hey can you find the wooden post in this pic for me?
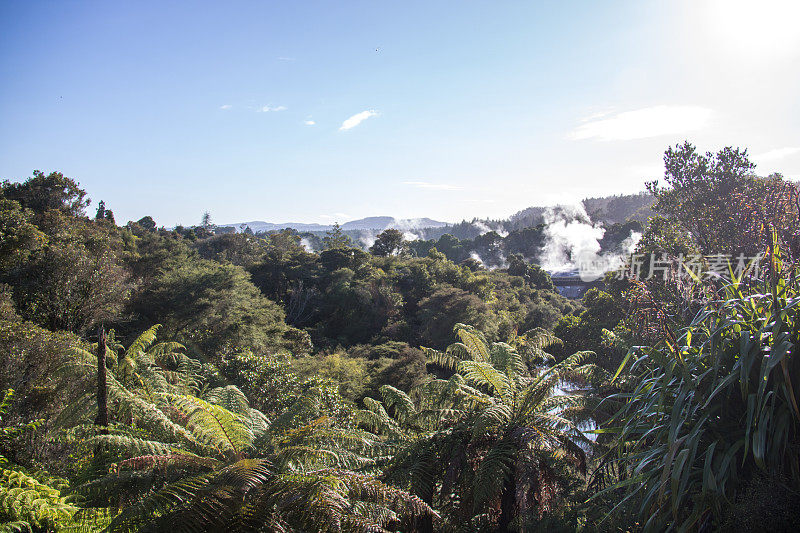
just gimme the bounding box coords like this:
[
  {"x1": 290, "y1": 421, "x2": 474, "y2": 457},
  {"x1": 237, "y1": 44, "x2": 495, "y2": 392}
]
[{"x1": 95, "y1": 325, "x2": 108, "y2": 433}]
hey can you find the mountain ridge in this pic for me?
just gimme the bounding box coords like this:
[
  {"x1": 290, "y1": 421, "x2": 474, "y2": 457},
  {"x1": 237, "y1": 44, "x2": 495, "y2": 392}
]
[
  {"x1": 220, "y1": 216, "x2": 449, "y2": 233},
  {"x1": 219, "y1": 192, "x2": 655, "y2": 234}
]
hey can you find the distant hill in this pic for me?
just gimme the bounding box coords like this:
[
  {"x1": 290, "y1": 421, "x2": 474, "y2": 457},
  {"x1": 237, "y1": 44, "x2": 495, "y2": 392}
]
[
  {"x1": 507, "y1": 206, "x2": 549, "y2": 230},
  {"x1": 220, "y1": 216, "x2": 448, "y2": 233},
  {"x1": 343, "y1": 217, "x2": 448, "y2": 231},
  {"x1": 218, "y1": 221, "x2": 333, "y2": 233},
  {"x1": 220, "y1": 193, "x2": 654, "y2": 236},
  {"x1": 582, "y1": 192, "x2": 655, "y2": 224},
  {"x1": 508, "y1": 192, "x2": 655, "y2": 229}
]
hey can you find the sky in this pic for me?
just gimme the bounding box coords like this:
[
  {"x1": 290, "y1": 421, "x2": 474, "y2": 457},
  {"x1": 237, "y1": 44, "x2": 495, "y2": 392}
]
[{"x1": 1, "y1": 0, "x2": 799, "y2": 227}]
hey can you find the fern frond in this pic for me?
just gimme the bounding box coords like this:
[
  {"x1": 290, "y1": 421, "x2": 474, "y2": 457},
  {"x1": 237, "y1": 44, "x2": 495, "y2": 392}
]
[
  {"x1": 458, "y1": 360, "x2": 510, "y2": 399},
  {"x1": 0, "y1": 467, "x2": 79, "y2": 532},
  {"x1": 454, "y1": 324, "x2": 490, "y2": 362},
  {"x1": 519, "y1": 327, "x2": 563, "y2": 351},
  {"x1": 104, "y1": 473, "x2": 214, "y2": 532},
  {"x1": 148, "y1": 341, "x2": 187, "y2": 358},
  {"x1": 379, "y1": 385, "x2": 417, "y2": 423},
  {"x1": 117, "y1": 453, "x2": 219, "y2": 473},
  {"x1": 472, "y1": 441, "x2": 514, "y2": 510},
  {"x1": 88, "y1": 434, "x2": 178, "y2": 458},
  {"x1": 204, "y1": 385, "x2": 251, "y2": 416},
  {"x1": 489, "y1": 342, "x2": 525, "y2": 379},
  {"x1": 472, "y1": 403, "x2": 512, "y2": 439},
  {"x1": 355, "y1": 400, "x2": 405, "y2": 439},
  {"x1": 126, "y1": 324, "x2": 161, "y2": 358},
  {"x1": 423, "y1": 347, "x2": 461, "y2": 370},
  {"x1": 164, "y1": 394, "x2": 254, "y2": 460}
]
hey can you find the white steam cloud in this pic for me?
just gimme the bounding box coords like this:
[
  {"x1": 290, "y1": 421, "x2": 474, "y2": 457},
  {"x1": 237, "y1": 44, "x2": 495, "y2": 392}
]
[
  {"x1": 540, "y1": 205, "x2": 605, "y2": 273},
  {"x1": 360, "y1": 230, "x2": 378, "y2": 249},
  {"x1": 300, "y1": 238, "x2": 314, "y2": 252},
  {"x1": 539, "y1": 205, "x2": 643, "y2": 281},
  {"x1": 470, "y1": 252, "x2": 485, "y2": 267},
  {"x1": 473, "y1": 220, "x2": 509, "y2": 238},
  {"x1": 622, "y1": 231, "x2": 642, "y2": 255},
  {"x1": 474, "y1": 221, "x2": 491, "y2": 236},
  {"x1": 470, "y1": 251, "x2": 508, "y2": 271}
]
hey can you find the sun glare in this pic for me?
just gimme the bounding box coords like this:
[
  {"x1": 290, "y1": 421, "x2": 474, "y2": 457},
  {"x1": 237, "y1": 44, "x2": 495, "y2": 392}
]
[{"x1": 705, "y1": 0, "x2": 800, "y2": 60}]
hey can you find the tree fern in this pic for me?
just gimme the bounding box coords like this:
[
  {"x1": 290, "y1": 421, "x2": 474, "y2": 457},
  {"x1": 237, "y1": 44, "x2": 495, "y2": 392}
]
[
  {"x1": 384, "y1": 323, "x2": 597, "y2": 530},
  {"x1": 0, "y1": 464, "x2": 79, "y2": 531},
  {"x1": 0, "y1": 390, "x2": 98, "y2": 532}
]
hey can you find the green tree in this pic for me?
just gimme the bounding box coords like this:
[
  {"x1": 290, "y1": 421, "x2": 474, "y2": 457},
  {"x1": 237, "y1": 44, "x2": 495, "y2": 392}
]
[
  {"x1": 433, "y1": 234, "x2": 466, "y2": 262},
  {"x1": 316, "y1": 268, "x2": 401, "y2": 345},
  {"x1": 553, "y1": 288, "x2": 625, "y2": 370},
  {"x1": 322, "y1": 222, "x2": 352, "y2": 250},
  {"x1": 201, "y1": 211, "x2": 213, "y2": 230},
  {"x1": 647, "y1": 142, "x2": 758, "y2": 255},
  {"x1": 1, "y1": 170, "x2": 90, "y2": 218},
  {"x1": 95, "y1": 200, "x2": 115, "y2": 224},
  {"x1": 135, "y1": 215, "x2": 157, "y2": 231},
  {"x1": 101, "y1": 388, "x2": 433, "y2": 532},
  {"x1": 507, "y1": 253, "x2": 555, "y2": 291},
  {"x1": 1, "y1": 173, "x2": 131, "y2": 334},
  {"x1": 127, "y1": 259, "x2": 308, "y2": 357},
  {"x1": 414, "y1": 286, "x2": 494, "y2": 348},
  {"x1": 0, "y1": 199, "x2": 46, "y2": 271},
  {"x1": 370, "y1": 229, "x2": 407, "y2": 256},
  {"x1": 195, "y1": 232, "x2": 266, "y2": 268},
  {"x1": 59, "y1": 340, "x2": 435, "y2": 532},
  {"x1": 2, "y1": 212, "x2": 131, "y2": 334}
]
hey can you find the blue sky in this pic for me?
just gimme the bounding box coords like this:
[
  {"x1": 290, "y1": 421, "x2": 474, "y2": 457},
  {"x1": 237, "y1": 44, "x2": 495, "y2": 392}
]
[{"x1": 1, "y1": 1, "x2": 798, "y2": 226}]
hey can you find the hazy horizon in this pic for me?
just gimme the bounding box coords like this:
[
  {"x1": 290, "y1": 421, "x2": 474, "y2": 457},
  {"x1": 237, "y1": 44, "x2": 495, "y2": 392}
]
[{"x1": 2, "y1": 0, "x2": 798, "y2": 227}]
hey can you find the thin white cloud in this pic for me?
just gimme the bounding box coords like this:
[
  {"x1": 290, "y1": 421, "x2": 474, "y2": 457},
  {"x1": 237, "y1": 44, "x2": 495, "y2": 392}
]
[
  {"x1": 580, "y1": 109, "x2": 613, "y2": 122},
  {"x1": 277, "y1": 56, "x2": 296, "y2": 61},
  {"x1": 219, "y1": 104, "x2": 232, "y2": 110},
  {"x1": 754, "y1": 147, "x2": 800, "y2": 162},
  {"x1": 402, "y1": 180, "x2": 462, "y2": 191},
  {"x1": 627, "y1": 164, "x2": 663, "y2": 179},
  {"x1": 319, "y1": 212, "x2": 352, "y2": 220},
  {"x1": 340, "y1": 110, "x2": 378, "y2": 130},
  {"x1": 259, "y1": 105, "x2": 287, "y2": 112},
  {"x1": 569, "y1": 105, "x2": 712, "y2": 141},
  {"x1": 304, "y1": 120, "x2": 316, "y2": 126}
]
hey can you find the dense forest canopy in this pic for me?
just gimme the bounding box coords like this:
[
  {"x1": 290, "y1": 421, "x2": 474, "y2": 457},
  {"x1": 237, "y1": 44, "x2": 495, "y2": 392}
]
[{"x1": 1, "y1": 142, "x2": 800, "y2": 531}]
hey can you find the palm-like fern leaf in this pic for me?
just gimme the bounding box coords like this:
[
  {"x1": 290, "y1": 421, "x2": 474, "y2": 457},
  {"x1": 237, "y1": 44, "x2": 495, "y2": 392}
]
[
  {"x1": 164, "y1": 394, "x2": 254, "y2": 460},
  {"x1": 458, "y1": 360, "x2": 511, "y2": 399},
  {"x1": 454, "y1": 323, "x2": 490, "y2": 362},
  {"x1": 126, "y1": 324, "x2": 161, "y2": 357},
  {"x1": 0, "y1": 467, "x2": 79, "y2": 532},
  {"x1": 379, "y1": 385, "x2": 417, "y2": 424}
]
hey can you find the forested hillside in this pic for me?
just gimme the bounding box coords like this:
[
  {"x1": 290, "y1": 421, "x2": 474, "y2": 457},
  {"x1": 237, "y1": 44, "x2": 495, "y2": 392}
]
[{"x1": 1, "y1": 142, "x2": 800, "y2": 531}]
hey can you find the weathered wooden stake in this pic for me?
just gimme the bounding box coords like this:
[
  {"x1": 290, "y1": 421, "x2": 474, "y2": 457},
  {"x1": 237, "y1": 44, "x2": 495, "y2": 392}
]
[{"x1": 95, "y1": 325, "x2": 108, "y2": 433}]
